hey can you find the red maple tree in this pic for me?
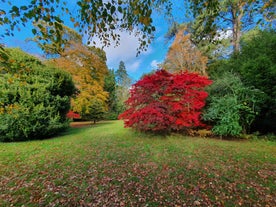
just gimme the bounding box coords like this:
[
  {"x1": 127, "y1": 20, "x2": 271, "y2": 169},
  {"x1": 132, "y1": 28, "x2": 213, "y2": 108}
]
[{"x1": 119, "y1": 69, "x2": 212, "y2": 133}]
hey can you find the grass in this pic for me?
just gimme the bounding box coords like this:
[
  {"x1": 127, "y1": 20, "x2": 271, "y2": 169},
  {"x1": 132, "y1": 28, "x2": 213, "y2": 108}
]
[{"x1": 0, "y1": 120, "x2": 275, "y2": 206}]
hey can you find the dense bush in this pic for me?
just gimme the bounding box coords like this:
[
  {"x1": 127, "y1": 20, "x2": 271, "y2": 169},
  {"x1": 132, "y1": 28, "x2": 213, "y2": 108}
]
[
  {"x1": 203, "y1": 71, "x2": 264, "y2": 136},
  {"x1": 204, "y1": 30, "x2": 276, "y2": 136},
  {"x1": 119, "y1": 69, "x2": 212, "y2": 134},
  {"x1": 0, "y1": 48, "x2": 75, "y2": 142}
]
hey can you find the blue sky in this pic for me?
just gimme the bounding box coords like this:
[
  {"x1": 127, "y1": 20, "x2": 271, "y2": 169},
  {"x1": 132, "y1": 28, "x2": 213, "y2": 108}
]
[{"x1": 1, "y1": 0, "x2": 186, "y2": 81}]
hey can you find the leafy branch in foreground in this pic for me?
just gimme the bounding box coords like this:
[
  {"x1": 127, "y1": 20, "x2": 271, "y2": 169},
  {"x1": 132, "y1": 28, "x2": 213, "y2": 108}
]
[{"x1": 0, "y1": 0, "x2": 172, "y2": 55}]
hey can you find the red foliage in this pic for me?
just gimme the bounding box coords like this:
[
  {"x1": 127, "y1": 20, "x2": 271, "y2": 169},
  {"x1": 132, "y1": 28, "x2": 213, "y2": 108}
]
[
  {"x1": 119, "y1": 69, "x2": 212, "y2": 133},
  {"x1": 66, "y1": 110, "x2": 81, "y2": 119}
]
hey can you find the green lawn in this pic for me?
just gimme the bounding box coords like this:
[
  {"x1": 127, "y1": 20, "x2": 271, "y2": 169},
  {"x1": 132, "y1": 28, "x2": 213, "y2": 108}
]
[{"x1": 0, "y1": 121, "x2": 275, "y2": 206}]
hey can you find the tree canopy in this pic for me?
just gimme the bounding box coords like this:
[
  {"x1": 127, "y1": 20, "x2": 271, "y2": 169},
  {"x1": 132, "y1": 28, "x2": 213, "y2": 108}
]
[
  {"x1": 1, "y1": 0, "x2": 274, "y2": 55},
  {"x1": 50, "y1": 42, "x2": 109, "y2": 121},
  {"x1": 163, "y1": 27, "x2": 208, "y2": 76},
  {"x1": 188, "y1": 0, "x2": 275, "y2": 53},
  {"x1": 0, "y1": 0, "x2": 172, "y2": 54},
  {"x1": 119, "y1": 69, "x2": 212, "y2": 134}
]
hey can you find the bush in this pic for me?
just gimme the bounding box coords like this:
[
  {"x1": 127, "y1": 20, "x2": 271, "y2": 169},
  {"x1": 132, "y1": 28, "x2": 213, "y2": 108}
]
[
  {"x1": 203, "y1": 71, "x2": 264, "y2": 136},
  {"x1": 0, "y1": 48, "x2": 75, "y2": 142},
  {"x1": 119, "y1": 69, "x2": 212, "y2": 134}
]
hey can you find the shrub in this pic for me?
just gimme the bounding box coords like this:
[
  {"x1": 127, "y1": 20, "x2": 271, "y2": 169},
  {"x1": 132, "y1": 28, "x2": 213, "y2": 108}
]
[
  {"x1": 0, "y1": 49, "x2": 75, "y2": 142},
  {"x1": 203, "y1": 71, "x2": 264, "y2": 136},
  {"x1": 119, "y1": 69, "x2": 212, "y2": 134}
]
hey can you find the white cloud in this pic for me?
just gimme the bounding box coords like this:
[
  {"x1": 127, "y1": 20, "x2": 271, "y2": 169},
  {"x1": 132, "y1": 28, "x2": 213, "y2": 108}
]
[
  {"x1": 127, "y1": 60, "x2": 141, "y2": 72},
  {"x1": 93, "y1": 30, "x2": 153, "y2": 72},
  {"x1": 150, "y1": 59, "x2": 161, "y2": 69},
  {"x1": 215, "y1": 29, "x2": 232, "y2": 40}
]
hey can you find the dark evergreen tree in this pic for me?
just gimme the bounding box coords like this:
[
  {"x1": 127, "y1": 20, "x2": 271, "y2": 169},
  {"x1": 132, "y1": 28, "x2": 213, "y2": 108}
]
[
  {"x1": 115, "y1": 61, "x2": 130, "y2": 86},
  {"x1": 115, "y1": 61, "x2": 132, "y2": 113},
  {"x1": 232, "y1": 30, "x2": 276, "y2": 133},
  {"x1": 104, "y1": 69, "x2": 119, "y2": 119}
]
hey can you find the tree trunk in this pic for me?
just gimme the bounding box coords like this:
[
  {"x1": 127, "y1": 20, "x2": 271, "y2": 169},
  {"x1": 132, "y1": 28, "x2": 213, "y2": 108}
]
[{"x1": 231, "y1": 2, "x2": 244, "y2": 54}]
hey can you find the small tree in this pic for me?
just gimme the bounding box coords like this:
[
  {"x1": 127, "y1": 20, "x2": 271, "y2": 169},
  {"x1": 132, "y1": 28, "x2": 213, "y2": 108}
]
[
  {"x1": 119, "y1": 69, "x2": 212, "y2": 134},
  {"x1": 86, "y1": 98, "x2": 106, "y2": 124}
]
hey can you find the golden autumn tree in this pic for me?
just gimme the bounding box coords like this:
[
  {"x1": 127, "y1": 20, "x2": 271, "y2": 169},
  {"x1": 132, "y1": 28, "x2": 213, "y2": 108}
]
[
  {"x1": 50, "y1": 43, "x2": 109, "y2": 121},
  {"x1": 163, "y1": 28, "x2": 208, "y2": 76},
  {"x1": 42, "y1": 26, "x2": 108, "y2": 121}
]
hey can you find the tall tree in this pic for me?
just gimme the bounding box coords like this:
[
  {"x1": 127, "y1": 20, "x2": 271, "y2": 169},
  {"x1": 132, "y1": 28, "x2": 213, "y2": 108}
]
[
  {"x1": 104, "y1": 69, "x2": 119, "y2": 119},
  {"x1": 163, "y1": 27, "x2": 208, "y2": 76},
  {"x1": 231, "y1": 29, "x2": 276, "y2": 133},
  {"x1": 115, "y1": 61, "x2": 130, "y2": 86},
  {"x1": 49, "y1": 41, "x2": 109, "y2": 120},
  {"x1": 165, "y1": 22, "x2": 232, "y2": 61},
  {"x1": 115, "y1": 61, "x2": 132, "y2": 113},
  {"x1": 31, "y1": 25, "x2": 109, "y2": 121},
  {"x1": 188, "y1": 0, "x2": 275, "y2": 53}
]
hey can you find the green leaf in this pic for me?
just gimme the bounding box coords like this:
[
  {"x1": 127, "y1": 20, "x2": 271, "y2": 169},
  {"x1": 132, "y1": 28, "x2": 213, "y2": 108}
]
[
  {"x1": 32, "y1": 29, "x2": 37, "y2": 35},
  {"x1": 20, "y1": 6, "x2": 28, "y2": 10},
  {"x1": 111, "y1": 6, "x2": 116, "y2": 14},
  {"x1": 118, "y1": 6, "x2": 122, "y2": 13}
]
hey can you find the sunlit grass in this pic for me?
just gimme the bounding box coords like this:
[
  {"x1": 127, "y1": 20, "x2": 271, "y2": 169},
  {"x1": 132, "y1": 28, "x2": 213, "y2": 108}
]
[{"x1": 0, "y1": 121, "x2": 275, "y2": 206}]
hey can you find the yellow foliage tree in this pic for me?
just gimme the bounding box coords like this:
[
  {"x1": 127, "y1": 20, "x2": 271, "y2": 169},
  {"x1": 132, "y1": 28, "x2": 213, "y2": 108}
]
[{"x1": 49, "y1": 42, "x2": 108, "y2": 119}]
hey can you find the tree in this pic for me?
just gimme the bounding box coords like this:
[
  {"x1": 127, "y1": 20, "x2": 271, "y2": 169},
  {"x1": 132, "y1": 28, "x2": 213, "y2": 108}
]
[
  {"x1": 231, "y1": 29, "x2": 276, "y2": 133},
  {"x1": 0, "y1": 47, "x2": 43, "y2": 74},
  {"x1": 163, "y1": 27, "x2": 208, "y2": 76},
  {"x1": 30, "y1": 22, "x2": 83, "y2": 57},
  {"x1": 50, "y1": 42, "x2": 109, "y2": 120},
  {"x1": 115, "y1": 61, "x2": 131, "y2": 86},
  {"x1": 0, "y1": 0, "x2": 172, "y2": 54},
  {"x1": 37, "y1": 25, "x2": 109, "y2": 122},
  {"x1": 188, "y1": 0, "x2": 275, "y2": 53},
  {"x1": 119, "y1": 69, "x2": 212, "y2": 134},
  {"x1": 0, "y1": 48, "x2": 75, "y2": 142},
  {"x1": 104, "y1": 69, "x2": 119, "y2": 119},
  {"x1": 115, "y1": 61, "x2": 132, "y2": 113},
  {"x1": 165, "y1": 22, "x2": 232, "y2": 61},
  {"x1": 86, "y1": 98, "x2": 106, "y2": 124}
]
